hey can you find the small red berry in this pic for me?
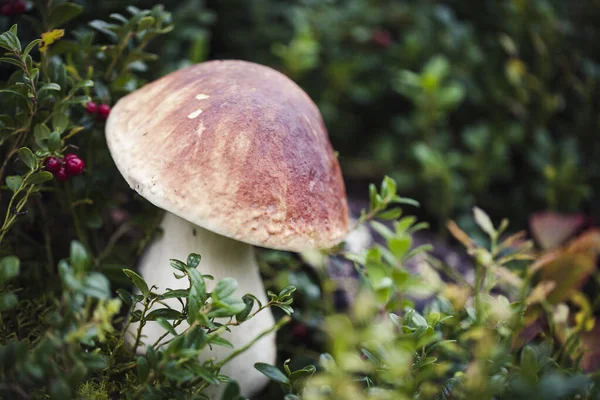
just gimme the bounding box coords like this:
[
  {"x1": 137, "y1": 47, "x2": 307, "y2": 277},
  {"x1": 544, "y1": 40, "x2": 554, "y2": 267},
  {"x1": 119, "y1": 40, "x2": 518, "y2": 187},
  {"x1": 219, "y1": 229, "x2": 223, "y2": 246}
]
[
  {"x1": 97, "y1": 104, "x2": 111, "y2": 120},
  {"x1": 0, "y1": 3, "x2": 13, "y2": 16},
  {"x1": 44, "y1": 156, "x2": 61, "y2": 173},
  {"x1": 372, "y1": 29, "x2": 393, "y2": 48},
  {"x1": 12, "y1": 1, "x2": 26, "y2": 14},
  {"x1": 55, "y1": 166, "x2": 69, "y2": 182},
  {"x1": 65, "y1": 156, "x2": 85, "y2": 176},
  {"x1": 84, "y1": 102, "x2": 98, "y2": 114},
  {"x1": 64, "y1": 153, "x2": 78, "y2": 161},
  {"x1": 292, "y1": 323, "x2": 308, "y2": 338}
]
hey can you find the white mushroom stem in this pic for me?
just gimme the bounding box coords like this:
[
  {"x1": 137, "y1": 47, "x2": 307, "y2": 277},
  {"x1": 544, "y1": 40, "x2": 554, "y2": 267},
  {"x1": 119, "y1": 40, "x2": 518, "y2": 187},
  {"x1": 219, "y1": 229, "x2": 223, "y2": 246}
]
[{"x1": 127, "y1": 212, "x2": 276, "y2": 397}]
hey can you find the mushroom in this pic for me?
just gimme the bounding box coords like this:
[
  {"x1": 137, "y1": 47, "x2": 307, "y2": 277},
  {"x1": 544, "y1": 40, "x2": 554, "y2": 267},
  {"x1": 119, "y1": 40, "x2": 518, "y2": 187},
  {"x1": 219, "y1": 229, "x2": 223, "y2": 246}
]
[{"x1": 105, "y1": 60, "x2": 349, "y2": 396}]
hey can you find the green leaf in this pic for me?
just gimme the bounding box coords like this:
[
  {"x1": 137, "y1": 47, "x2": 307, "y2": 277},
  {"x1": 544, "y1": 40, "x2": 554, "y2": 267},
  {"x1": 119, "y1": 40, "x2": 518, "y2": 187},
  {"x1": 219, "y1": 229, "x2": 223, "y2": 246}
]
[
  {"x1": 391, "y1": 196, "x2": 420, "y2": 207},
  {"x1": 88, "y1": 20, "x2": 119, "y2": 40},
  {"x1": 70, "y1": 241, "x2": 90, "y2": 274},
  {"x1": 521, "y1": 345, "x2": 538, "y2": 375},
  {"x1": 6, "y1": 175, "x2": 22, "y2": 192},
  {"x1": 52, "y1": 113, "x2": 69, "y2": 134},
  {"x1": 377, "y1": 207, "x2": 403, "y2": 220},
  {"x1": 0, "y1": 89, "x2": 30, "y2": 105},
  {"x1": 137, "y1": 16, "x2": 155, "y2": 31},
  {"x1": 137, "y1": 356, "x2": 149, "y2": 383},
  {"x1": 221, "y1": 381, "x2": 246, "y2": 400},
  {"x1": 0, "y1": 256, "x2": 20, "y2": 284},
  {"x1": 47, "y1": 131, "x2": 61, "y2": 152},
  {"x1": 209, "y1": 297, "x2": 246, "y2": 317},
  {"x1": 0, "y1": 293, "x2": 18, "y2": 311},
  {"x1": 278, "y1": 286, "x2": 297, "y2": 298},
  {"x1": 38, "y1": 83, "x2": 61, "y2": 95},
  {"x1": 18, "y1": 147, "x2": 36, "y2": 170},
  {"x1": 0, "y1": 26, "x2": 21, "y2": 52},
  {"x1": 276, "y1": 304, "x2": 294, "y2": 315},
  {"x1": 25, "y1": 171, "x2": 53, "y2": 185},
  {"x1": 22, "y1": 39, "x2": 41, "y2": 59},
  {"x1": 209, "y1": 336, "x2": 234, "y2": 348},
  {"x1": 213, "y1": 278, "x2": 238, "y2": 299},
  {"x1": 370, "y1": 221, "x2": 394, "y2": 240},
  {"x1": 0, "y1": 57, "x2": 22, "y2": 69},
  {"x1": 161, "y1": 289, "x2": 189, "y2": 299},
  {"x1": 388, "y1": 236, "x2": 412, "y2": 259},
  {"x1": 473, "y1": 206, "x2": 496, "y2": 238},
  {"x1": 193, "y1": 367, "x2": 220, "y2": 385},
  {"x1": 369, "y1": 183, "x2": 378, "y2": 211},
  {"x1": 145, "y1": 308, "x2": 183, "y2": 321},
  {"x1": 117, "y1": 289, "x2": 133, "y2": 306},
  {"x1": 411, "y1": 310, "x2": 429, "y2": 328},
  {"x1": 50, "y1": 3, "x2": 84, "y2": 28},
  {"x1": 123, "y1": 269, "x2": 150, "y2": 297},
  {"x1": 169, "y1": 259, "x2": 186, "y2": 272},
  {"x1": 235, "y1": 295, "x2": 254, "y2": 322},
  {"x1": 157, "y1": 318, "x2": 178, "y2": 336},
  {"x1": 289, "y1": 365, "x2": 316, "y2": 382},
  {"x1": 254, "y1": 363, "x2": 290, "y2": 384},
  {"x1": 187, "y1": 267, "x2": 206, "y2": 322},
  {"x1": 187, "y1": 253, "x2": 201, "y2": 268},
  {"x1": 81, "y1": 273, "x2": 111, "y2": 298},
  {"x1": 34, "y1": 123, "x2": 51, "y2": 140},
  {"x1": 381, "y1": 176, "x2": 397, "y2": 199}
]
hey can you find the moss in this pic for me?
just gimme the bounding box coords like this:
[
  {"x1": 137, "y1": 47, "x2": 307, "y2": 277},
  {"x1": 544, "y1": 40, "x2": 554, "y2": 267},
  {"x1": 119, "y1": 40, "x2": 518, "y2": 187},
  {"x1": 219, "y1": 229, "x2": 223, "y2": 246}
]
[{"x1": 76, "y1": 380, "x2": 110, "y2": 400}]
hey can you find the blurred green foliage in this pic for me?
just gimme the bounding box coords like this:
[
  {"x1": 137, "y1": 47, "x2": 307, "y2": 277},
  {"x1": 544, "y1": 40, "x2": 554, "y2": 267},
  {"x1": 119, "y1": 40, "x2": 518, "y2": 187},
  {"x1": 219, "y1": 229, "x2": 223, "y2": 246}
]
[
  {"x1": 206, "y1": 0, "x2": 600, "y2": 229},
  {"x1": 4, "y1": 0, "x2": 598, "y2": 228}
]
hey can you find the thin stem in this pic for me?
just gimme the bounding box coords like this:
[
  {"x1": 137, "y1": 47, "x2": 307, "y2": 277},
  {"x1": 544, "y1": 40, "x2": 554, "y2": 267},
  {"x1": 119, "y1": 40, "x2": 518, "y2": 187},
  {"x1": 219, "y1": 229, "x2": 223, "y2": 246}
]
[
  {"x1": 215, "y1": 315, "x2": 291, "y2": 368},
  {"x1": 65, "y1": 182, "x2": 89, "y2": 250},
  {"x1": 105, "y1": 32, "x2": 133, "y2": 80},
  {"x1": 0, "y1": 170, "x2": 36, "y2": 245},
  {"x1": 132, "y1": 297, "x2": 153, "y2": 351},
  {"x1": 96, "y1": 223, "x2": 132, "y2": 264}
]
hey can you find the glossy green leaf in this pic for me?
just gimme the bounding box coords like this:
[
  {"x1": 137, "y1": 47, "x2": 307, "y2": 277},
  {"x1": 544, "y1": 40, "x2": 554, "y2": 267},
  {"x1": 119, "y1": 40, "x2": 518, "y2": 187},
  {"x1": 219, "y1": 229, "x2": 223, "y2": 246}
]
[
  {"x1": 213, "y1": 278, "x2": 238, "y2": 299},
  {"x1": 145, "y1": 308, "x2": 183, "y2": 321},
  {"x1": 255, "y1": 363, "x2": 290, "y2": 384},
  {"x1": 123, "y1": 269, "x2": 150, "y2": 297},
  {"x1": 18, "y1": 147, "x2": 36, "y2": 170},
  {"x1": 6, "y1": 175, "x2": 22, "y2": 192},
  {"x1": 50, "y1": 3, "x2": 84, "y2": 28},
  {"x1": 25, "y1": 171, "x2": 53, "y2": 185}
]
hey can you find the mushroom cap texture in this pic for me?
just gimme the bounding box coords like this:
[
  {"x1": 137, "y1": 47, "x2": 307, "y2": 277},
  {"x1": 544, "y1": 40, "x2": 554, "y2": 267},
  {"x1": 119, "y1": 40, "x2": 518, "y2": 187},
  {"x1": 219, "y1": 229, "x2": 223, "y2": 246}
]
[{"x1": 105, "y1": 60, "x2": 349, "y2": 252}]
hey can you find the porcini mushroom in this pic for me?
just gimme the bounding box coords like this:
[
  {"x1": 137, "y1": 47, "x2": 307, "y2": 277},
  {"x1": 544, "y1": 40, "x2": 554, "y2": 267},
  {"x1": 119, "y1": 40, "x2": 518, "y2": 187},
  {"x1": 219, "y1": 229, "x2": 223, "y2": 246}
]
[{"x1": 105, "y1": 60, "x2": 349, "y2": 396}]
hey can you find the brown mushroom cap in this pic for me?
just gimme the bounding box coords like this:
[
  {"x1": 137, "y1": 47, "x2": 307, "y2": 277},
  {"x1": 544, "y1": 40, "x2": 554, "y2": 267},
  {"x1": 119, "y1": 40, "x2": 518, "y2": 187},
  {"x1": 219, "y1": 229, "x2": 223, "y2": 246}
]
[{"x1": 106, "y1": 60, "x2": 349, "y2": 251}]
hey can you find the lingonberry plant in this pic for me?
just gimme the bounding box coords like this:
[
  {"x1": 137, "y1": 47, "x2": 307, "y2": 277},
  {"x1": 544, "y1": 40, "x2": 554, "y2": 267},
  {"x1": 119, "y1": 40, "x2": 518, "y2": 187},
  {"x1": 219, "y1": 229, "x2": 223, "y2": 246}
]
[{"x1": 256, "y1": 180, "x2": 600, "y2": 400}]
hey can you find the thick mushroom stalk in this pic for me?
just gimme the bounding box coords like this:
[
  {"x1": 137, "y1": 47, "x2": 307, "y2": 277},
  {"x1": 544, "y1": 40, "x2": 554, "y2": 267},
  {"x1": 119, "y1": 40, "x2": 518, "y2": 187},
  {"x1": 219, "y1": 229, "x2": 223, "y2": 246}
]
[{"x1": 128, "y1": 212, "x2": 276, "y2": 397}]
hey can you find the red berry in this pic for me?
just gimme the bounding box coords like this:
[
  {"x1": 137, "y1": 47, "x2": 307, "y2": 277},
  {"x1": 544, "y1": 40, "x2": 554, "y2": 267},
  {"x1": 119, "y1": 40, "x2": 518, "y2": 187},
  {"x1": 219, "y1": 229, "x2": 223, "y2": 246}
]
[
  {"x1": 55, "y1": 166, "x2": 69, "y2": 182},
  {"x1": 64, "y1": 153, "x2": 78, "y2": 161},
  {"x1": 97, "y1": 104, "x2": 111, "y2": 120},
  {"x1": 44, "y1": 156, "x2": 61, "y2": 173},
  {"x1": 65, "y1": 156, "x2": 85, "y2": 176},
  {"x1": 12, "y1": 1, "x2": 25, "y2": 14},
  {"x1": 372, "y1": 29, "x2": 393, "y2": 48},
  {"x1": 0, "y1": 4, "x2": 13, "y2": 16},
  {"x1": 292, "y1": 323, "x2": 308, "y2": 338},
  {"x1": 84, "y1": 102, "x2": 97, "y2": 114}
]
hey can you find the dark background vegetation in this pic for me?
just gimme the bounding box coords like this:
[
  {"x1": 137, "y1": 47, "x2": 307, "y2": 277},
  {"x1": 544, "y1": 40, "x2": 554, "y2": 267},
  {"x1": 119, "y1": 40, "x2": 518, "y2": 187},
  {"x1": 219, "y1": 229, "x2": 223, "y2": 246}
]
[{"x1": 6, "y1": 0, "x2": 598, "y2": 233}]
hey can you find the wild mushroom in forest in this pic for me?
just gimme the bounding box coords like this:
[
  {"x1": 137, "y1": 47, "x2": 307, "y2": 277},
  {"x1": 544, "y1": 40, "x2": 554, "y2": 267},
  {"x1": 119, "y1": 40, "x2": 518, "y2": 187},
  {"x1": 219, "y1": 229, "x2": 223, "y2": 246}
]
[{"x1": 105, "y1": 60, "x2": 349, "y2": 396}]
